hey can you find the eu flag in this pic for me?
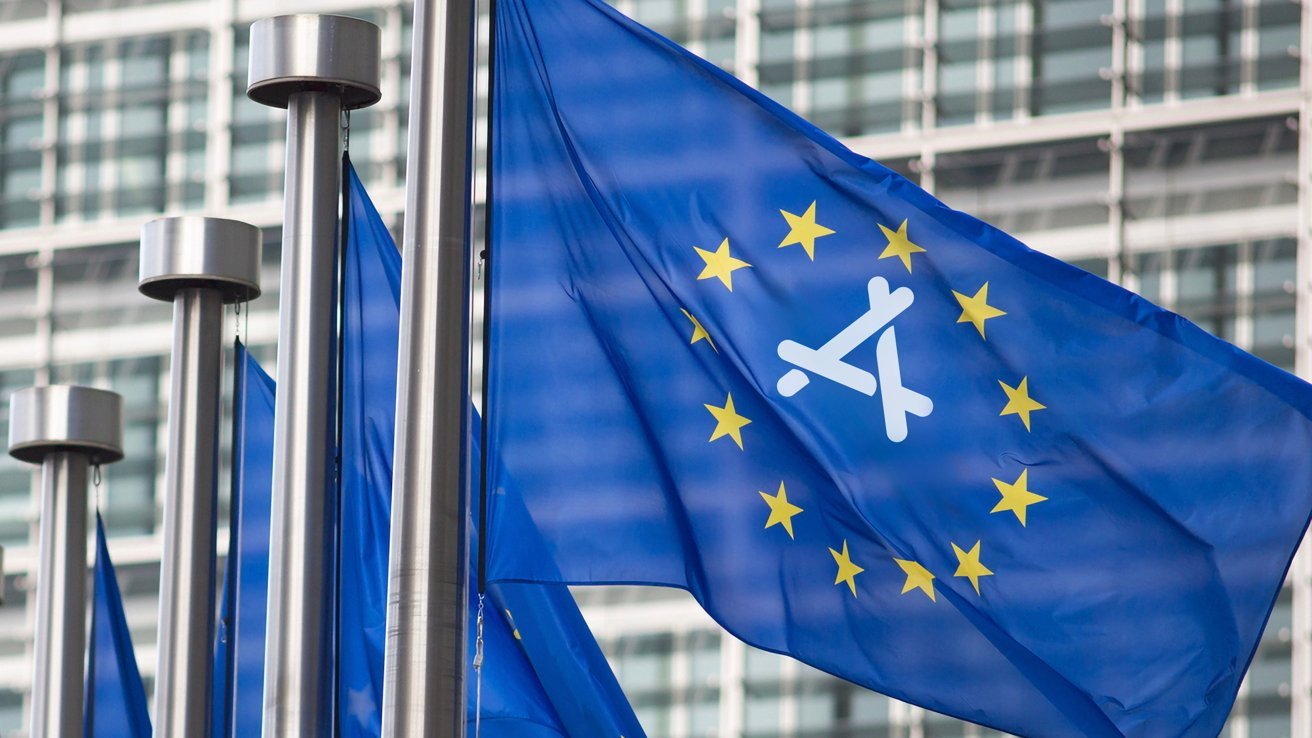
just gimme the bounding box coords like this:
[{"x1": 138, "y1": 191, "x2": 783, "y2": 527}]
[
  {"x1": 86, "y1": 513, "x2": 151, "y2": 738},
  {"x1": 484, "y1": 0, "x2": 1312, "y2": 734},
  {"x1": 337, "y1": 158, "x2": 645, "y2": 737},
  {"x1": 212, "y1": 342, "x2": 275, "y2": 738}
]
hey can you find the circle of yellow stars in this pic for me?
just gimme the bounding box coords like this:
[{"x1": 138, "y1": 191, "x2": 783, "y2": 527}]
[{"x1": 679, "y1": 202, "x2": 1052, "y2": 604}]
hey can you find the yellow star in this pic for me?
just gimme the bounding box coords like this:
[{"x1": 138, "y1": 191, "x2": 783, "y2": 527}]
[
  {"x1": 680, "y1": 308, "x2": 716, "y2": 351},
  {"x1": 704, "y1": 393, "x2": 751, "y2": 449},
  {"x1": 877, "y1": 219, "x2": 926, "y2": 273},
  {"x1": 991, "y1": 468, "x2": 1047, "y2": 526},
  {"x1": 759, "y1": 481, "x2": 803, "y2": 539},
  {"x1": 999, "y1": 376, "x2": 1045, "y2": 431},
  {"x1": 829, "y1": 540, "x2": 865, "y2": 596},
  {"x1": 778, "y1": 201, "x2": 835, "y2": 260},
  {"x1": 952, "y1": 283, "x2": 1006, "y2": 338},
  {"x1": 951, "y1": 541, "x2": 994, "y2": 595},
  {"x1": 894, "y1": 558, "x2": 936, "y2": 601},
  {"x1": 694, "y1": 238, "x2": 752, "y2": 291}
]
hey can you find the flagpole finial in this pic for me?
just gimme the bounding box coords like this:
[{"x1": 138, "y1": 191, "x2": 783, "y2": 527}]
[
  {"x1": 139, "y1": 216, "x2": 263, "y2": 304},
  {"x1": 246, "y1": 14, "x2": 382, "y2": 111},
  {"x1": 9, "y1": 385, "x2": 124, "y2": 465}
]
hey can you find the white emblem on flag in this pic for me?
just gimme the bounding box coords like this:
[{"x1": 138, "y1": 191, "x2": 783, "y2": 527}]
[{"x1": 776, "y1": 276, "x2": 933, "y2": 442}]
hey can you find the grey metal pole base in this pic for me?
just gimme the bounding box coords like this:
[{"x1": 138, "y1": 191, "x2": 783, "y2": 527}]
[
  {"x1": 247, "y1": 14, "x2": 380, "y2": 738},
  {"x1": 140, "y1": 216, "x2": 262, "y2": 738},
  {"x1": 9, "y1": 385, "x2": 123, "y2": 738}
]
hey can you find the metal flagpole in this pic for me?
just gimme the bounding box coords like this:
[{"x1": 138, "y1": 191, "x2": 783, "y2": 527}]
[
  {"x1": 7, "y1": 385, "x2": 123, "y2": 738},
  {"x1": 139, "y1": 216, "x2": 262, "y2": 738},
  {"x1": 381, "y1": 0, "x2": 478, "y2": 734},
  {"x1": 246, "y1": 15, "x2": 380, "y2": 737}
]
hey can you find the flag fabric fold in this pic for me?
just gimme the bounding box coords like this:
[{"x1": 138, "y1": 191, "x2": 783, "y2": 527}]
[
  {"x1": 484, "y1": 0, "x2": 1312, "y2": 735},
  {"x1": 336, "y1": 157, "x2": 645, "y2": 738},
  {"x1": 213, "y1": 341, "x2": 276, "y2": 738},
  {"x1": 86, "y1": 513, "x2": 151, "y2": 738}
]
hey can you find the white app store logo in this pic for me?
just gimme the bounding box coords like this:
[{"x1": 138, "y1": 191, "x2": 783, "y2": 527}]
[{"x1": 776, "y1": 277, "x2": 933, "y2": 442}]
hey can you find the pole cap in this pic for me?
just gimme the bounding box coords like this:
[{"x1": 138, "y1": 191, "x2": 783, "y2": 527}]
[
  {"x1": 8, "y1": 386, "x2": 124, "y2": 465},
  {"x1": 247, "y1": 14, "x2": 382, "y2": 110},
  {"x1": 139, "y1": 216, "x2": 263, "y2": 303}
]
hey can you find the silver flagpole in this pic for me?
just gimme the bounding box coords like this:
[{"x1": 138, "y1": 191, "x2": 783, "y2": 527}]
[
  {"x1": 246, "y1": 15, "x2": 380, "y2": 737},
  {"x1": 8, "y1": 385, "x2": 123, "y2": 738},
  {"x1": 139, "y1": 216, "x2": 262, "y2": 738},
  {"x1": 381, "y1": 0, "x2": 478, "y2": 734}
]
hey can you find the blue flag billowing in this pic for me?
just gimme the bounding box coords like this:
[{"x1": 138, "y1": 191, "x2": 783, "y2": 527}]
[
  {"x1": 213, "y1": 342, "x2": 275, "y2": 738},
  {"x1": 484, "y1": 0, "x2": 1312, "y2": 735},
  {"x1": 86, "y1": 513, "x2": 151, "y2": 738},
  {"x1": 335, "y1": 158, "x2": 645, "y2": 738}
]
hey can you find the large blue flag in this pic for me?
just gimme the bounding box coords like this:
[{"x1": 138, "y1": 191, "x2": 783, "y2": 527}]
[
  {"x1": 213, "y1": 342, "x2": 276, "y2": 738},
  {"x1": 484, "y1": 0, "x2": 1312, "y2": 735},
  {"x1": 337, "y1": 158, "x2": 645, "y2": 738},
  {"x1": 85, "y1": 513, "x2": 151, "y2": 738}
]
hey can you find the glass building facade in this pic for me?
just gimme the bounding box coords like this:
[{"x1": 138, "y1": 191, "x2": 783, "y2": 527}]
[{"x1": 0, "y1": 0, "x2": 1308, "y2": 736}]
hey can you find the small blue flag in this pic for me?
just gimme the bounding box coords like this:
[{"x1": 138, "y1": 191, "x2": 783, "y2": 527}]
[
  {"x1": 484, "y1": 0, "x2": 1312, "y2": 735},
  {"x1": 86, "y1": 513, "x2": 151, "y2": 738},
  {"x1": 212, "y1": 342, "x2": 276, "y2": 738},
  {"x1": 337, "y1": 158, "x2": 645, "y2": 737}
]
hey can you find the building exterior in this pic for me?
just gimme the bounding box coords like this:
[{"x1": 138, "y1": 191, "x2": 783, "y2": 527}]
[{"x1": 0, "y1": 0, "x2": 1306, "y2": 736}]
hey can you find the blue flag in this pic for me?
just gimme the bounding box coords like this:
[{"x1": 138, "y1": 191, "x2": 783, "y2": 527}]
[
  {"x1": 213, "y1": 342, "x2": 276, "y2": 738},
  {"x1": 337, "y1": 158, "x2": 645, "y2": 738},
  {"x1": 484, "y1": 0, "x2": 1312, "y2": 735},
  {"x1": 86, "y1": 513, "x2": 151, "y2": 738}
]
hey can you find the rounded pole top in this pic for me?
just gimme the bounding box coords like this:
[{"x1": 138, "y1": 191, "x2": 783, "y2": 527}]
[
  {"x1": 8, "y1": 385, "x2": 124, "y2": 465},
  {"x1": 247, "y1": 14, "x2": 382, "y2": 110},
  {"x1": 139, "y1": 216, "x2": 263, "y2": 303}
]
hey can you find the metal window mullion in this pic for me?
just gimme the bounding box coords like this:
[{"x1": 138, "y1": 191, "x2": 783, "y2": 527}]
[
  {"x1": 1240, "y1": 0, "x2": 1258, "y2": 95},
  {"x1": 1235, "y1": 239, "x2": 1256, "y2": 350},
  {"x1": 205, "y1": 0, "x2": 236, "y2": 211},
  {"x1": 686, "y1": 0, "x2": 708, "y2": 58},
  {"x1": 1015, "y1": 0, "x2": 1033, "y2": 120},
  {"x1": 778, "y1": 655, "x2": 799, "y2": 738},
  {"x1": 1108, "y1": 130, "x2": 1130, "y2": 286},
  {"x1": 734, "y1": 0, "x2": 761, "y2": 88},
  {"x1": 669, "y1": 628, "x2": 691, "y2": 738},
  {"x1": 978, "y1": 0, "x2": 997, "y2": 125},
  {"x1": 718, "y1": 635, "x2": 745, "y2": 738},
  {"x1": 60, "y1": 45, "x2": 90, "y2": 225},
  {"x1": 165, "y1": 31, "x2": 190, "y2": 212},
  {"x1": 1126, "y1": 0, "x2": 1146, "y2": 108},
  {"x1": 1231, "y1": 672, "x2": 1253, "y2": 738},
  {"x1": 99, "y1": 43, "x2": 122, "y2": 218},
  {"x1": 902, "y1": 2, "x2": 922, "y2": 133},
  {"x1": 1164, "y1": 0, "x2": 1182, "y2": 102},
  {"x1": 1111, "y1": 0, "x2": 1129, "y2": 112},
  {"x1": 920, "y1": 0, "x2": 940, "y2": 194},
  {"x1": 376, "y1": 5, "x2": 403, "y2": 186},
  {"x1": 792, "y1": 0, "x2": 814, "y2": 117},
  {"x1": 922, "y1": 0, "x2": 940, "y2": 132},
  {"x1": 38, "y1": 5, "x2": 63, "y2": 228},
  {"x1": 907, "y1": 703, "x2": 927, "y2": 738}
]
